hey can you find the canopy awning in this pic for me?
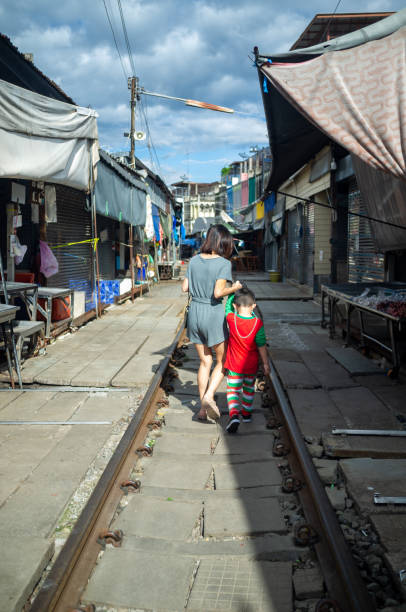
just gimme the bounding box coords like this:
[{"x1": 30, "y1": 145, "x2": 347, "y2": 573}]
[
  {"x1": 256, "y1": 9, "x2": 406, "y2": 191},
  {"x1": 0, "y1": 78, "x2": 99, "y2": 191},
  {"x1": 95, "y1": 150, "x2": 147, "y2": 226}
]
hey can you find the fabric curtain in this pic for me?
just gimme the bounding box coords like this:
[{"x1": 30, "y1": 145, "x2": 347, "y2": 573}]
[
  {"x1": 260, "y1": 27, "x2": 406, "y2": 181},
  {"x1": 0, "y1": 78, "x2": 99, "y2": 191}
]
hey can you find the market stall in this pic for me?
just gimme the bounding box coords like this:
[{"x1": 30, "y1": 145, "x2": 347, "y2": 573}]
[{"x1": 321, "y1": 283, "x2": 406, "y2": 377}]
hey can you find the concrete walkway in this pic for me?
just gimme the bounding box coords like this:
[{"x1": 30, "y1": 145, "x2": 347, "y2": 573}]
[
  {"x1": 0, "y1": 281, "x2": 185, "y2": 612},
  {"x1": 260, "y1": 284, "x2": 406, "y2": 605},
  {"x1": 82, "y1": 347, "x2": 300, "y2": 612}
]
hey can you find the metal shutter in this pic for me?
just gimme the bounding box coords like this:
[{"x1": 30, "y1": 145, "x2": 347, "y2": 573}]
[
  {"x1": 347, "y1": 179, "x2": 384, "y2": 283},
  {"x1": 46, "y1": 185, "x2": 94, "y2": 310},
  {"x1": 287, "y1": 207, "x2": 301, "y2": 282},
  {"x1": 303, "y1": 203, "x2": 315, "y2": 287}
]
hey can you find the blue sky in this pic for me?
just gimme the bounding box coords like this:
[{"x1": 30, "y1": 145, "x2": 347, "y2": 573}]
[{"x1": 1, "y1": 0, "x2": 404, "y2": 185}]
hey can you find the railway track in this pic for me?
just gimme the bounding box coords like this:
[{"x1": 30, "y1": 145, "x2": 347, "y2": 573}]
[{"x1": 28, "y1": 318, "x2": 374, "y2": 612}]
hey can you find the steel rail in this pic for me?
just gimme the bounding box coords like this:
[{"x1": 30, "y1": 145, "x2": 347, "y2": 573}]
[
  {"x1": 30, "y1": 320, "x2": 186, "y2": 612},
  {"x1": 269, "y1": 356, "x2": 373, "y2": 612}
]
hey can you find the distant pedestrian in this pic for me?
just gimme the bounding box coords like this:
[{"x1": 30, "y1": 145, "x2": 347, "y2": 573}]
[
  {"x1": 182, "y1": 224, "x2": 242, "y2": 421},
  {"x1": 224, "y1": 287, "x2": 269, "y2": 433}
]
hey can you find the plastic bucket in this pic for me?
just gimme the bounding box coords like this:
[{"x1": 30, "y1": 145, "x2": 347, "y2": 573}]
[{"x1": 269, "y1": 270, "x2": 280, "y2": 283}]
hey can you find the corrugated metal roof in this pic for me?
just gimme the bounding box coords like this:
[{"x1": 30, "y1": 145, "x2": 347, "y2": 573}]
[{"x1": 0, "y1": 33, "x2": 75, "y2": 104}]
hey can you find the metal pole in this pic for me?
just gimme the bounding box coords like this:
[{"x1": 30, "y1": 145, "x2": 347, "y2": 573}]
[
  {"x1": 91, "y1": 191, "x2": 101, "y2": 317},
  {"x1": 129, "y1": 77, "x2": 136, "y2": 168},
  {"x1": 129, "y1": 225, "x2": 135, "y2": 303}
]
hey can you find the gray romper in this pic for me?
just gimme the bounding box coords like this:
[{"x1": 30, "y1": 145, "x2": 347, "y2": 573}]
[{"x1": 186, "y1": 255, "x2": 233, "y2": 347}]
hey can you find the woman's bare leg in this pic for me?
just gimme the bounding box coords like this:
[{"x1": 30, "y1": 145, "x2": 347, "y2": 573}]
[
  {"x1": 203, "y1": 341, "x2": 226, "y2": 402},
  {"x1": 195, "y1": 344, "x2": 213, "y2": 417}
]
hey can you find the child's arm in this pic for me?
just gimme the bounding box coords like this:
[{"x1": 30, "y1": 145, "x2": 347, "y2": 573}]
[
  {"x1": 258, "y1": 345, "x2": 270, "y2": 376},
  {"x1": 255, "y1": 324, "x2": 270, "y2": 375},
  {"x1": 225, "y1": 293, "x2": 235, "y2": 315}
]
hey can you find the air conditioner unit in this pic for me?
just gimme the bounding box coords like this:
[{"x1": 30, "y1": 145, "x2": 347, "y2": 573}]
[{"x1": 135, "y1": 131, "x2": 146, "y2": 141}]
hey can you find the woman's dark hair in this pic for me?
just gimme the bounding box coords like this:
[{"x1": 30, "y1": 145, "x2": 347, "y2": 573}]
[{"x1": 201, "y1": 224, "x2": 234, "y2": 259}]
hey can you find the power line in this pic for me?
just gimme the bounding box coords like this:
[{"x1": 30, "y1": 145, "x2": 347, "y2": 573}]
[
  {"x1": 117, "y1": 0, "x2": 136, "y2": 75},
  {"x1": 321, "y1": 0, "x2": 343, "y2": 41},
  {"x1": 102, "y1": 0, "x2": 128, "y2": 83},
  {"x1": 275, "y1": 189, "x2": 406, "y2": 232}
]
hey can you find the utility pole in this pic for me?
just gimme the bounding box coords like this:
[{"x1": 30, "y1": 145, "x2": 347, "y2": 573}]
[{"x1": 128, "y1": 76, "x2": 136, "y2": 302}]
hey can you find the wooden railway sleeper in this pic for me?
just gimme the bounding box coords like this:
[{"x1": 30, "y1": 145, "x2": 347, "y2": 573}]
[
  {"x1": 97, "y1": 529, "x2": 123, "y2": 549},
  {"x1": 120, "y1": 479, "x2": 141, "y2": 495}
]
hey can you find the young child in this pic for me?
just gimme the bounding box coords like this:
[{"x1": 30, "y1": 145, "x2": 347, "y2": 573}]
[{"x1": 224, "y1": 287, "x2": 270, "y2": 433}]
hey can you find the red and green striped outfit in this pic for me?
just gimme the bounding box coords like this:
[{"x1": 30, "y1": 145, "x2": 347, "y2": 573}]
[{"x1": 224, "y1": 295, "x2": 267, "y2": 418}]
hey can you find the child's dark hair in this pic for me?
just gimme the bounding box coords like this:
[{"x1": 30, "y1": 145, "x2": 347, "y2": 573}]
[
  {"x1": 234, "y1": 285, "x2": 263, "y2": 320},
  {"x1": 234, "y1": 287, "x2": 255, "y2": 307}
]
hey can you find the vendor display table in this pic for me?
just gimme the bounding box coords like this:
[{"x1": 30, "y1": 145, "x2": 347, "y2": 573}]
[
  {"x1": 0, "y1": 281, "x2": 38, "y2": 320},
  {"x1": 0, "y1": 304, "x2": 22, "y2": 388},
  {"x1": 321, "y1": 283, "x2": 406, "y2": 377},
  {"x1": 36, "y1": 287, "x2": 74, "y2": 338}
]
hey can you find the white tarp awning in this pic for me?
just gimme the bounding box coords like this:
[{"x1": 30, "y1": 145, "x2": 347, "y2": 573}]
[{"x1": 0, "y1": 78, "x2": 99, "y2": 191}]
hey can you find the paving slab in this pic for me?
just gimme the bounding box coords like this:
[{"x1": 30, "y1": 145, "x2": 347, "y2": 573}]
[
  {"x1": 293, "y1": 566, "x2": 324, "y2": 600},
  {"x1": 0, "y1": 536, "x2": 54, "y2": 612},
  {"x1": 0, "y1": 425, "x2": 67, "y2": 504},
  {"x1": 323, "y1": 433, "x2": 406, "y2": 459},
  {"x1": 214, "y1": 460, "x2": 282, "y2": 490},
  {"x1": 370, "y1": 514, "x2": 406, "y2": 555},
  {"x1": 269, "y1": 348, "x2": 303, "y2": 362},
  {"x1": 287, "y1": 389, "x2": 346, "y2": 439},
  {"x1": 215, "y1": 433, "x2": 274, "y2": 456},
  {"x1": 0, "y1": 424, "x2": 110, "y2": 536},
  {"x1": 340, "y1": 458, "x2": 406, "y2": 513},
  {"x1": 141, "y1": 457, "x2": 212, "y2": 490},
  {"x1": 140, "y1": 485, "x2": 285, "y2": 501},
  {"x1": 112, "y1": 495, "x2": 202, "y2": 540},
  {"x1": 83, "y1": 550, "x2": 195, "y2": 610},
  {"x1": 326, "y1": 346, "x2": 383, "y2": 375},
  {"x1": 111, "y1": 353, "x2": 160, "y2": 387},
  {"x1": 204, "y1": 496, "x2": 286, "y2": 537},
  {"x1": 154, "y1": 431, "x2": 218, "y2": 455},
  {"x1": 312, "y1": 458, "x2": 338, "y2": 485},
  {"x1": 370, "y1": 385, "x2": 406, "y2": 417},
  {"x1": 186, "y1": 559, "x2": 292, "y2": 612},
  {"x1": 70, "y1": 392, "x2": 131, "y2": 422},
  {"x1": 329, "y1": 387, "x2": 401, "y2": 431},
  {"x1": 120, "y1": 532, "x2": 301, "y2": 561},
  {"x1": 273, "y1": 360, "x2": 320, "y2": 389},
  {"x1": 299, "y1": 351, "x2": 357, "y2": 389},
  {"x1": 0, "y1": 390, "x2": 56, "y2": 420}
]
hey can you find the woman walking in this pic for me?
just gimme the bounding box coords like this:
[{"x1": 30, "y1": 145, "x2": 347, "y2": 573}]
[{"x1": 182, "y1": 224, "x2": 242, "y2": 421}]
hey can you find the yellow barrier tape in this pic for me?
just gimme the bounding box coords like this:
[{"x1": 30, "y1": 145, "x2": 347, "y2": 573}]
[{"x1": 50, "y1": 238, "x2": 100, "y2": 252}]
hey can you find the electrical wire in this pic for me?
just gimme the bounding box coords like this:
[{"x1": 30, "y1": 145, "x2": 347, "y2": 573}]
[
  {"x1": 115, "y1": 0, "x2": 163, "y2": 176},
  {"x1": 117, "y1": 0, "x2": 136, "y2": 75},
  {"x1": 321, "y1": 0, "x2": 343, "y2": 42},
  {"x1": 102, "y1": 0, "x2": 128, "y2": 83},
  {"x1": 275, "y1": 189, "x2": 406, "y2": 232}
]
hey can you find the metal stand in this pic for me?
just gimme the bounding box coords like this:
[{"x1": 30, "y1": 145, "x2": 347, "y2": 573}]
[{"x1": 0, "y1": 256, "x2": 23, "y2": 389}]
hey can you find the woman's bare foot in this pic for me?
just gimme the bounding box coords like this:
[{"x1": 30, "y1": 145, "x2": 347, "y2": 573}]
[
  {"x1": 197, "y1": 409, "x2": 207, "y2": 421},
  {"x1": 202, "y1": 396, "x2": 220, "y2": 421}
]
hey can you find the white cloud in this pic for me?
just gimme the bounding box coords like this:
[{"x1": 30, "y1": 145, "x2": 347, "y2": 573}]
[{"x1": 3, "y1": 0, "x2": 405, "y2": 182}]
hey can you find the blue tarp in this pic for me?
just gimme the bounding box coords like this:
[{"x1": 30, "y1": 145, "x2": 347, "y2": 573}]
[
  {"x1": 265, "y1": 193, "x2": 275, "y2": 212},
  {"x1": 152, "y1": 203, "x2": 160, "y2": 242}
]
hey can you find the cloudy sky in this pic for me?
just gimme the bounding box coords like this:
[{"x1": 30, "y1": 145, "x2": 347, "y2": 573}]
[{"x1": 1, "y1": 0, "x2": 404, "y2": 185}]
